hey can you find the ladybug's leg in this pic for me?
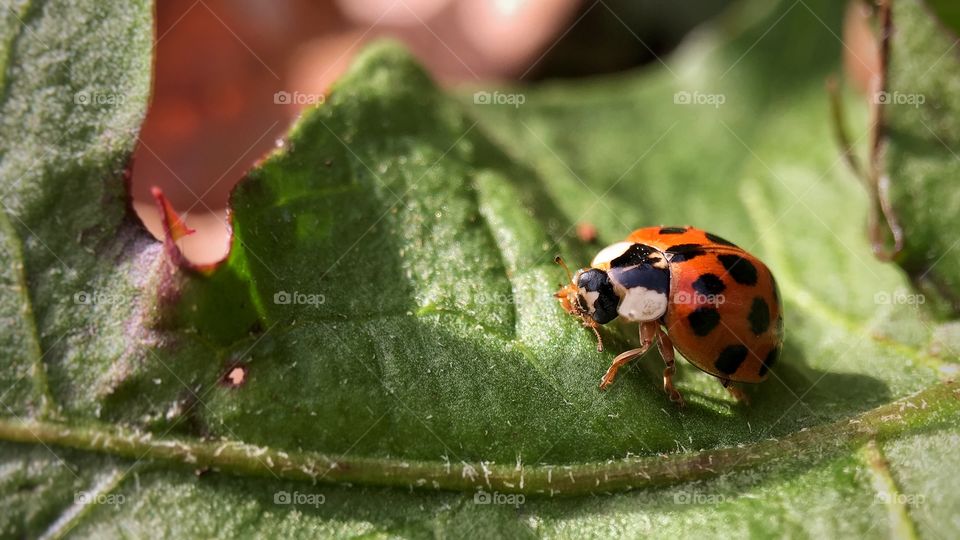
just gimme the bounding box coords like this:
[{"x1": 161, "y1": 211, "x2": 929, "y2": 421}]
[
  {"x1": 599, "y1": 321, "x2": 657, "y2": 390},
  {"x1": 583, "y1": 320, "x2": 604, "y2": 352},
  {"x1": 719, "y1": 378, "x2": 750, "y2": 405},
  {"x1": 655, "y1": 328, "x2": 685, "y2": 407}
]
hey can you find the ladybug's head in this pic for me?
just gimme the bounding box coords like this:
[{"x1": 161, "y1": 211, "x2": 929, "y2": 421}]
[
  {"x1": 554, "y1": 258, "x2": 620, "y2": 327},
  {"x1": 571, "y1": 268, "x2": 620, "y2": 324}
]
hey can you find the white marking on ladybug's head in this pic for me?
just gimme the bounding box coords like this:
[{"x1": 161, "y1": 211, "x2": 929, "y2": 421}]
[
  {"x1": 590, "y1": 241, "x2": 633, "y2": 269},
  {"x1": 617, "y1": 286, "x2": 668, "y2": 322},
  {"x1": 578, "y1": 289, "x2": 601, "y2": 315}
]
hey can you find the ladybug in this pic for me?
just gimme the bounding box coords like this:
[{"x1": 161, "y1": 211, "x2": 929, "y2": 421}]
[{"x1": 555, "y1": 226, "x2": 783, "y2": 405}]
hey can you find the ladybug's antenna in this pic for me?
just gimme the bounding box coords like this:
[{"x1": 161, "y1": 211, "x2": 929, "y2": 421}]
[{"x1": 554, "y1": 256, "x2": 573, "y2": 282}]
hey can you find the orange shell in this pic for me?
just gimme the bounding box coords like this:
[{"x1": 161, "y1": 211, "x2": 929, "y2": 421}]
[{"x1": 625, "y1": 226, "x2": 783, "y2": 383}]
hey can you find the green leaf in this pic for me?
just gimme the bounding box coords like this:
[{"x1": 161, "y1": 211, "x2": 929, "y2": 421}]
[
  {"x1": 0, "y1": 0, "x2": 154, "y2": 419},
  {"x1": 924, "y1": 0, "x2": 960, "y2": 36},
  {"x1": 1, "y1": 0, "x2": 958, "y2": 537},
  {"x1": 881, "y1": 0, "x2": 960, "y2": 314}
]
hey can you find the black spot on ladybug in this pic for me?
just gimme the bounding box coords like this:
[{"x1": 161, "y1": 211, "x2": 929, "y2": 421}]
[
  {"x1": 658, "y1": 226, "x2": 687, "y2": 234},
  {"x1": 715, "y1": 345, "x2": 748, "y2": 375},
  {"x1": 692, "y1": 273, "x2": 726, "y2": 296},
  {"x1": 705, "y1": 232, "x2": 738, "y2": 247},
  {"x1": 748, "y1": 297, "x2": 770, "y2": 335},
  {"x1": 687, "y1": 307, "x2": 721, "y2": 336},
  {"x1": 759, "y1": 346, "x2": 780, "y2": 377},
  {"x1": 717, "y1": 254, "x2": 758, "y2": 285},
  {"x1": 665, "y1": 244, "x2": 706, "y2": 262},
  {"x1": 610, "y1": 243, "x2": 659, "y2": 268}
]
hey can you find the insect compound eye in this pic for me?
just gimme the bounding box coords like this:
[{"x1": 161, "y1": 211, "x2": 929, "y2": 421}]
[
  {"x1": 576, "y1": 269, "x2": 619, "y2": 324},
  {"x1": 577, "y1": 268, "x2": 601, "y2": 289}
]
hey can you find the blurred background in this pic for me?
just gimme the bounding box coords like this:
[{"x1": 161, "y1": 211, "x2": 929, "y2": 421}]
[{"x1": 132, "y1": 0, "x2": 875, "y2": 264}]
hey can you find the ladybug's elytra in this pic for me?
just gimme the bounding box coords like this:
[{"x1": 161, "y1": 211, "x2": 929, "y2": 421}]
[{"x1": 555, "y1": 226, "x2": 783, "y2": 406}]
